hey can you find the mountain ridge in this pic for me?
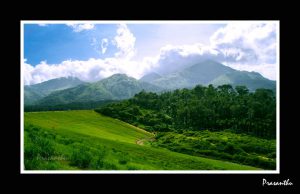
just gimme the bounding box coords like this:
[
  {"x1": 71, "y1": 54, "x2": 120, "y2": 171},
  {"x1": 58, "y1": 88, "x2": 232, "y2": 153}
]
[
  {"x1": 25, "y1": 60, "x2": 276, "y2": 107},
  {"x1": 35, "y1": 74, "x2": 163, "y2": 106},
  {"x1": 141, "y1": 60, "x2": 275, "y2": 91},
  {"x1": 25, "y1": 76, "x2": 85, "y2": 105}
]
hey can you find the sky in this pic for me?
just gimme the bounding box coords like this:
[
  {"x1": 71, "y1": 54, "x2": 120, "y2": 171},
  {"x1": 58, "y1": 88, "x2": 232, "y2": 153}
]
[{"x1": 23, "y1": 21, "x2": 278, "y2": 85}]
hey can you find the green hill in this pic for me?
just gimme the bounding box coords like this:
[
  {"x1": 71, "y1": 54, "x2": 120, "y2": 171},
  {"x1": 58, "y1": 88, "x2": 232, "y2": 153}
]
[
  {"x1": 139, "y1": 72, "x2": 162, "y2": 82},
  {"x1": 210, "y1": 71, "x2": 276, "y2": 91},
  {"x1": 24, "y1": 110, "x2": 259, "y2": 170},
  {"x1": 36, "y1": 74, "x2": 163, "y2": 106},
  {"x1": 143, "y1": 60, "x2": 276, "y2": 91},
  {"x1": 25, "y1": 77, "x2": 85, "y2": 105},
  {"x1": 24, "y1": 87, "x2": 44, "y2": 105}
]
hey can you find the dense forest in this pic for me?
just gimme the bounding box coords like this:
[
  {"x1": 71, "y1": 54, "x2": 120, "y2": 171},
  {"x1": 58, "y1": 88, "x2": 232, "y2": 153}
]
[
  {"x1": 24, "y1": 100, "x2": 119, "y2": 112},
  {"x1": 96, "y1": 84, "x2": 276, "y2": 139},
  {"x1": 95, "y1": 84, "x2": 276, "y2": 169}
]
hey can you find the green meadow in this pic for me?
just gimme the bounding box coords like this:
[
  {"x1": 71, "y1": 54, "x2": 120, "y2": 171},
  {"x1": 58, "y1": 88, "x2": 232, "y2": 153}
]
[{"x1": 24, "y1": 110, "x2": 259, "y2": 170}]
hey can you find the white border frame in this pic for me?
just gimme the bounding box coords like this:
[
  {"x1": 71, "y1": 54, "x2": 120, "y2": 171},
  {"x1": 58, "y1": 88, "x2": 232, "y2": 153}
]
[{"x1": 20, "y1": 20, "x2": 280, "y2": 174}]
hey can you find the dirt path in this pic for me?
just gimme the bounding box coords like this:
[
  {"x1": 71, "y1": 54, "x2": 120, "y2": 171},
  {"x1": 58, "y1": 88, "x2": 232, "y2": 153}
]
[{"x1": 136, "y1": 138, "x2": 155, "y2": 145}]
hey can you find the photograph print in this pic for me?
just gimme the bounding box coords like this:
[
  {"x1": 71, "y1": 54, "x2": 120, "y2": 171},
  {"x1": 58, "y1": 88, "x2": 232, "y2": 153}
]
[{"x1": 21, "y1": 21, "x2": 279, "y2": 173}]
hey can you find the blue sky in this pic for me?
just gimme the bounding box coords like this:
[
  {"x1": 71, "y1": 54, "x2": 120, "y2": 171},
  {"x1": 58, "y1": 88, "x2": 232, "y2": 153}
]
[
  {"x1": 24, "y1": 23, "x2": 224, "y2": 65},
  {"x1": 25, "y1": 24, "x2": 116, "y2": 65},
  {"x1": 23, "y1": 22, "x2": 278, "y2": 85}
]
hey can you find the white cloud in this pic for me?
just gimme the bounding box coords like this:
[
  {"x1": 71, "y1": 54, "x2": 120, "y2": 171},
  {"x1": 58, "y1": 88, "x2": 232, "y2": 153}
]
[
  {"x1": 226, "y1": 63, "x2": 276, "y2": 80},
  {"x1": 38, "y1": 23, "x2": 48, "y2": 27},
  {"x1": 24, "y1": 60, "x2": 34, "y2": 85},
  {"x1": 148, "y1": 22, "x2": 277, "y2": 79},
  {"x1": 25, "y1": 22, "x2": 278, "y2": 85},
  {"x1": 24, "y1": 24, "x2": 147, "y2": 85},
  {"x1": 112, "y1": 24, "x2": 136, "y2": 60},
  {"x1": 210, "y1": 22, "x2": 277, "y2": 64},
  {"x1": 24, "y1": 57, "x2": 154, "y2": 85},
  {"x1": 66, "y1": 23, "x2": 95, "y2": 32},
  {"x1": 101, "y1": 38, "x2": 108, "y2": 54}
]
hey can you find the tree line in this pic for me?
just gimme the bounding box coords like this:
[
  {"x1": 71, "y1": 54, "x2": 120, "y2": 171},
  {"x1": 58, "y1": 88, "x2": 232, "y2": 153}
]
[
  {"x1": 96, "y1": 84, "x2": 276, "y2": 139},
  {"x1": 25, "y1": 100, "x2": 119, "y2": 112}
]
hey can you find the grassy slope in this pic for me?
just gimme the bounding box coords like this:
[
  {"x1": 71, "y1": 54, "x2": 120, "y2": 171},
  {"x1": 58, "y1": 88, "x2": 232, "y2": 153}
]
[{"x1": 24, "y1": 110, "x2": 259, "y2": 170}]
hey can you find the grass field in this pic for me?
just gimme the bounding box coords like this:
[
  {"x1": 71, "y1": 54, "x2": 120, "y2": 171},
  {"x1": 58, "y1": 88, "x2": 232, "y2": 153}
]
[{"x1": 24, "y1": 110, "x2": 259, "y2": 170}]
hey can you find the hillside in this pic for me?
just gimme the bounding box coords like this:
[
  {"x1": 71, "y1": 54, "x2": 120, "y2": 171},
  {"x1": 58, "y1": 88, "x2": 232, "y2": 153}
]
[
  {"x1": 36, "y1": 74, "x2": 163, "y2": 106},
  {"x1": 25, "y1": 77, "x2": 85, "y2": 105},
  {"x1": 142, "y1": 60, "x2": 276, "y2": 91},
  {"x1": 209, "y1": 71, "x2": 276, "y2": 91},
  {"x1": 24, "y1": 110, "x2": 258, "y2": 170},
  {"x1": 139, "y1": 72, "x2": 162, "y2": 82},
  {"x1": 96, "y1": 85, "x2": 276, "y2": 169},
  {"x1": 26, "y1": 60, "x2": 275, "y2": 108},
  {"x1": 24, "y1": 87, "x2": 44, "y2": 105}
]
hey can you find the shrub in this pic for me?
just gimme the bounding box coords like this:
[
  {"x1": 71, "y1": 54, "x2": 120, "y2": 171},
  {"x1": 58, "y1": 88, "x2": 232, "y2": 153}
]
[
  {"x1": 267, "y1": 152, "x2": 276, "y2": 159},
  {"x1": 92, "y1": 157, "x2": 104, "y2": 169},
  {"x1": 70, "y1": 146, "x2": 93, "y2": 168},
  {"x1": 118, "y1": 159, "x2": 127, "y2": 165},
  {"x1": 128, "y1": 165, "x2": 138, "y2": 170},
  {"x1": 103, "y1": 162, "x2": 118, "y2": 170}
]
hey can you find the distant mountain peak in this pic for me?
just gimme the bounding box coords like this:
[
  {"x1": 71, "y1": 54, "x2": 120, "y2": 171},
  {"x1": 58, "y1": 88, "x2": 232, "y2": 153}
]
[
  {"x1": 24, "y1": 76, "x2": 85, "y2": 105},
  {"x1": 140, "y1": 72, "x2": 162, "y2": 83},
  {"x1": 33, "y1": 73, "x2": 163, "y2": 106},
  {"x1": 141, "y1": 59, "x2": 275, "y2": 91},
  {"x1": 110, "y1": 73, "x2": 128, "y2": 77},
  {"x1": 65, "y1": 76, "x2": 81, "y2": 80},
  {"x1": 98, "y1": 73, "x2": 135, "y2": 83}
]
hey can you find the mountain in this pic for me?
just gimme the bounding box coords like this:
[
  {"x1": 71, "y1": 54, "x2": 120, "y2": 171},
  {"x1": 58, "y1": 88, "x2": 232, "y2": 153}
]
[
  {"x1": 210, "y1": 71, "x2": 276, "y2": 91},
  {"x1": 26, "y1": 76, "x2": 85, "y2": 95},
  {"x1": 145, "y1": 60, "x2": 234, "y2": 89},
  {"x1": 100, "y1": 74, "x2": 163, "y2": 98},
  {"x1": 139, "y1": 72, "x2": 162, "y2": 83},
  {"x1": 24, "y1": 87, "x2": 44, "y2": 105},
  {"x1": 24, "y1": 77, "x2": 85, "y2": 105},
  {"x1": 142, "y1": 60, "x2": 275, "y2": 91},
  {"x1": 36, "y1": 74, "x2": 163, "y2": 106},
  {"x1": 27, "y1": 60, "x2": 275, "y2": 107}
]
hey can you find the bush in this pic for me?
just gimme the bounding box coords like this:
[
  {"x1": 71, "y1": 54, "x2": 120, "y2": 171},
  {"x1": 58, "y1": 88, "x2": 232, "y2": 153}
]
[
  {"x1": 36, "y1": 137, "x2": 56, "y2": 158},
  {"x1": 103, "y1": 162, "x2": 118, "y2": 170},
  {"x1": 25, "y1": 125, "x2": 55, "y2": 158},
  {"x1": 128, "y1": 165, "x2": 138, "y2": 170},
  {"x1": 267, "y1": 152, "x2": 276, "y2": 159},
  {"x1": 91, "y1": 157, "x2": 104, "y2": 169},
  {"x1": 118, "y1": 159, "x2": 127, "y2": 165},
  {"x1": 24, "y1": 125, "x2": 59, "y2": 169},
  {"x1": 224, "y1": 143, "x2": 236, "y2": 154},
  {"x1": 70, "y1": 146, "x2": 93, "y2": 168},
  {"x1": 233, "y1": 154, "x2": 246, "y2": 163},
  {"x1": 24, "y1": 157, "x2": 40, "y2": 170}
]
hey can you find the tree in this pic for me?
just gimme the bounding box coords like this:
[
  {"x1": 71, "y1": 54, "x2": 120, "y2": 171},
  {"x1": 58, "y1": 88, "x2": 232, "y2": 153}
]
[
  {"x1": 235, "y1": 85, "x2": 249, "y2": 95},
  {"x1": 96, "y1": 84, "x2": 276, "y2": 139}
]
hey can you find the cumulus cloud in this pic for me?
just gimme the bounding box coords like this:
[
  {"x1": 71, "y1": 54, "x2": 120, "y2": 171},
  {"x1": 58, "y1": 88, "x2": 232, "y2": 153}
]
[
  {"x1": 23, "y1": 57, "x2": 154, "y2": 85},
  {"x1": 210, "y1": 22, "x2": 276, "y2": 65},
  {"x1": 148, "y1": 22, "x2": 277, "y2": 79},
  {"x1": 24, "y1": 24, "x2": 143, "y2": 85},
  {"x1": 148, "y1": 44, "x2": 223, "y2": 75},
  {"x1": 112, "y1": 24, "x2": 136, "y2": 60},
  {"x1": 24, "y1": 22, "x2": 278, "y2": 85},
  {"x1": 24, "y1": 59, "x2": 35, "y2": 85},
  {"x1": 66, "y1": 23, "x2": 95, "y2": 32},
  {"x1": 101, "y1": 38, "x2": 108, "y2": 54}
]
